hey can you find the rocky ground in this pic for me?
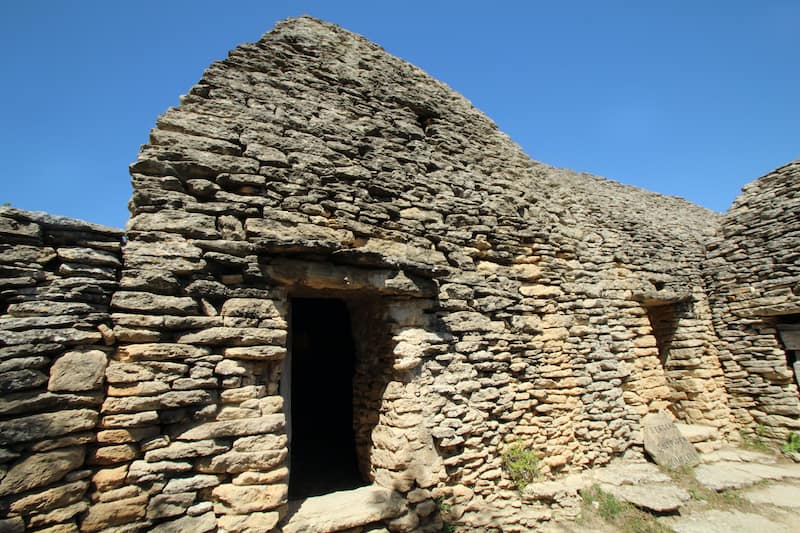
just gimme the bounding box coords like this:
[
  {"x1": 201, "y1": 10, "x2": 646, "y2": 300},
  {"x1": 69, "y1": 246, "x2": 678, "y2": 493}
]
[{"x1": 536, "y1": 445, "x2": 800, "y2": 533}]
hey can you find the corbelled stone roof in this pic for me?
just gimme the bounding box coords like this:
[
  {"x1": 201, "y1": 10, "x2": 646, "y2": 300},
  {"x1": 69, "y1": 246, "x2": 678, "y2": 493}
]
[{"x1": 131, "y1": 16, "x2": 718, "y2": 281}]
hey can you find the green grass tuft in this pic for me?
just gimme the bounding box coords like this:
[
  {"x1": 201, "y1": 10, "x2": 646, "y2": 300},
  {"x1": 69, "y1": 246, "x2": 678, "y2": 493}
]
[{"x1": 782, "y1": 432, "x2": 800, "y2": 454}]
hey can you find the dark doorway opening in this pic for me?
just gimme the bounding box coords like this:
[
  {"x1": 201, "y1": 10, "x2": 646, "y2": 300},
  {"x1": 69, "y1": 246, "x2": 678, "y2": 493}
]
[
  {"x1": 289, "y1": 297, "x2": 366, "y2": 499},
  {"x1": 776, "y1": 315, "x2": 800, "y2": 392}
]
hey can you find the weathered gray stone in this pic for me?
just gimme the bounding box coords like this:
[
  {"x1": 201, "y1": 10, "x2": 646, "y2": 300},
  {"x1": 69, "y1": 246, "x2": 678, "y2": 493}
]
[
  {"x1": 196, "y1": 448, "x2": 286, "y2": 473},
  {"x1": 220, "y1": 298, "x2": 282, "y2": 318},
  {"x1": 116, "y1": 343, "x2": 210, "y2": 360},
  {"x1": 57, "y1": 247, "x2": 120, "y2": 267},
  {"x1": 175, "y1": 327, "x2": 286, "y2": 346},
  {"x1": 126, "y1": 210, "x2": 218, "y2": 239},
  {"x1": 147, "y1": 492, "x2": 196, "y2": 519},
  {"x1": 163, "y1": 474, "x2": 221, "y2": 494},
  {"x1": 0, "y1": 517, "x2": 25, "y2": 533},
  {"x1": 641, "y1": 411, "x2": 700, "y2": 468},
  {"x1": 48, "y1": 349, "x2": 108, "y2": 392},
  {"x1": 149, "y1": 511, "x2": 217, "y2": 533},
  {"x1": 173, "y1": 414, "x2": 285, "y2": 440},
  {"x1": 0, "y1": 410, "x2": 97, "y2": 445},
  {"x1": 0, "y1": 369, "x2": 48, "y2": 393},
  {"x1": 144, "y1": 439, "x2": 228, "y2": 462},
  {"x1": 111, "y1": 291, "x2": 198, "y2": 314},
  {"x1": 0, "y1": 448, "x2": 85, "y2": 497},
  {"x1": 0, "y1": 215, "x2": 41, "y2": 240},
  {"x1": 0, "y1": 392, "x2": 101, "y2": 419}
]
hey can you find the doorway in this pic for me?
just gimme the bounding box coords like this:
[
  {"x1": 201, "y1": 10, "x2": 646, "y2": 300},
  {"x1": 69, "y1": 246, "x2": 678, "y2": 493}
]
[{"x1": 288, "y1": 297, "x2": 367, "y2": 499}]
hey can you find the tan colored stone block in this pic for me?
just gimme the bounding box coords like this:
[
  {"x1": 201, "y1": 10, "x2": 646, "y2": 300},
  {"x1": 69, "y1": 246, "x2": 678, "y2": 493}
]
[
  {"x1": 27, "y1": 500, "x2": 88, "y2": 529},
  {"x1": 79, "y1": 495, "x2": 147, "y2": 532},
  {"x1": 88, "y1": 444, "x2": 138, "y2": 465},
  {"x1": 231, "y1": 467, "x2": 288, "y2": 485},
  {"x1": 212, "y1": 483, "x2": 287, "y2": 514},
  {"x1": 96, "y1": 426, "x2": 159, "y2": 444},
  {"x1": 174, "y1": 414, "x2": 284, "y2": 440},
  {"x1": 92, "y1": 465, "x2": 129, "y2": 491},
  {"x1": 9, "y1": 480, "x2": 88, "y2": 515},
  {"x1": 196, "y1": 448, "x2": 286, "y2": 474}
]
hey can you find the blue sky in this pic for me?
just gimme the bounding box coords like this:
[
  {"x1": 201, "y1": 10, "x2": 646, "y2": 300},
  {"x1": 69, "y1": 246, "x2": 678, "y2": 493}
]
[{"x1": 1, "y1": 1, "x2": 797, "y2": 228}]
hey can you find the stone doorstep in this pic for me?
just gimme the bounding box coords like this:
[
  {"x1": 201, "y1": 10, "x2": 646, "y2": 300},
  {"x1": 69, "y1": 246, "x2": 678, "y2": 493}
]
[{"x1": 279, "y1": 484, "x2": 406, "y2": 533}]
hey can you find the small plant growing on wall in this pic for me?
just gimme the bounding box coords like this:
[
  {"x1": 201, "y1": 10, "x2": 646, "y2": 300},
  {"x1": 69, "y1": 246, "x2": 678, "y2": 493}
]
[
  {"x1": 782, "y1": 432, "x2": 800, "y2": 454},
  {"x1": 501, "y1": 442, "x2": 541, "y2": 491}
]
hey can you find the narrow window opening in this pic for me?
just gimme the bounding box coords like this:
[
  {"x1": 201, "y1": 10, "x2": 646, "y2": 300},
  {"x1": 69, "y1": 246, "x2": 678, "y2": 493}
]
[
  {"x1": 646, "y1": 303, "x2": 678, "y2": 367},
  {"x1": 289, "y1": 297, "x2": 367, "y2": 499}
]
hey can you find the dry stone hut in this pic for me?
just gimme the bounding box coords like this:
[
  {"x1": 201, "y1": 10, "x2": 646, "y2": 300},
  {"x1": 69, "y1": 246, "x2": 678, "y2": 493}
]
[
  {"x1": 0, "y1": 16, "x2": 798, "y2": 533},
  {"x1": 705, "y1": 160, "x2": 800, "y2": 438}
]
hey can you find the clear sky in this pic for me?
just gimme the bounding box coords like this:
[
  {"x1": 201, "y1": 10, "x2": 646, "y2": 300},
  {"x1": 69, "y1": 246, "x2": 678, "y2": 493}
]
[{"x1": 1, "y1": 1, "x2": 797, "y2": 228}]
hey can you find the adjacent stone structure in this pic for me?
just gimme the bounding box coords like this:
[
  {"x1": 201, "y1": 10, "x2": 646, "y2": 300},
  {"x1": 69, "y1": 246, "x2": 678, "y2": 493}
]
[
  {"x1": 0, "y1": 16, "x2": 798, "y2": 532},
  {"x1": 705, "y1": 159, "x2": 800, "y2": 439}
]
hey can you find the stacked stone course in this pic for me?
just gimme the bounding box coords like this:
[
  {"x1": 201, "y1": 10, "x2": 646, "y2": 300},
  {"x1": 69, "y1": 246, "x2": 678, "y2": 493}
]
[
  {"x1": 0, "y1": 208, "x2": 122, "y2": 532},
  {"x1": 0, "y1": 15, "x2": 796, "y2": 533}
]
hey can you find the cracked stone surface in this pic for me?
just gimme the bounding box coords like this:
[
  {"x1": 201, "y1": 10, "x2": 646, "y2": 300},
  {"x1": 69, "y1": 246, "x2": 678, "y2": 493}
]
[
  {"x1": 664, "y1": 509, "x2": 796, "y2": 533},
  {"x1": 694, "y1": 461, "x2": 800, "y2": 491},
  {"x1": 741, "y1": 481, "x2": 800, "y2": 509}
]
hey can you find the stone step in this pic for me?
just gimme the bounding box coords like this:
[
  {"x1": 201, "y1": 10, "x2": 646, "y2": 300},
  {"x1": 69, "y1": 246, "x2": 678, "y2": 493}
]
[{"x1": 280, "y1": 485, "x2": 405, "y2": 533}]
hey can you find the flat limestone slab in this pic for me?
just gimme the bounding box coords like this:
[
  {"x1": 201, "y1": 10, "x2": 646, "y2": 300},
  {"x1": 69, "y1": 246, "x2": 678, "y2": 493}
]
[
  {"x1": 281, "y1": 485, "x2": 405, "y2": 533},
  {"x1": 591, "y1": 460, "x2": 671, "y2": 486},
  {"x1": 599, "y1": 483, "x2": 690, "y2": 512},
  {"x1": 742, "y1": 481, "x2": 800, "y2": 508},
  {"x1": 700, "y1": 446, "x2": 776, "y2": 464},
  {"x1": 695, "y1": 461, "x2": 800, "y2": 491},
  {"x1": 664, "y1": 509, "x2": 795, "y2": 533}
]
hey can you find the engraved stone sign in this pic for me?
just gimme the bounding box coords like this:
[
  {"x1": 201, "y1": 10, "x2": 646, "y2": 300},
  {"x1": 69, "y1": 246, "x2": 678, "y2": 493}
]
[{"x1": 642, "y1": 411, "x2": 700, "y2": 468}]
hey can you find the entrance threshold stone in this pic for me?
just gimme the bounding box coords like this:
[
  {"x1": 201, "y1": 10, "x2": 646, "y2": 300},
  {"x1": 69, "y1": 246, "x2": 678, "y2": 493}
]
[{"x1": 280, "y1": 484, "x2": 406, "y2": 533}]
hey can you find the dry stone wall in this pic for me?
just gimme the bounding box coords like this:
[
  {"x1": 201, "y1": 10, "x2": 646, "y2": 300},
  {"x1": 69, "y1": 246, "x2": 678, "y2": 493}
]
[
  {"x1": 111, "y1": 16, "x2": 732, "y2": 531},
  {"x1": 705, "y1": 159, "x2": 800, "y2": 440},
  {"x1": 0, "y1": 208, "x2": 122, "y2": 532},
  {"x1": 0, "y1": 15, "x2": 793, "y2": 533}
]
